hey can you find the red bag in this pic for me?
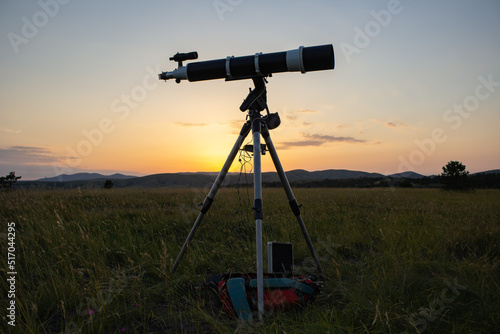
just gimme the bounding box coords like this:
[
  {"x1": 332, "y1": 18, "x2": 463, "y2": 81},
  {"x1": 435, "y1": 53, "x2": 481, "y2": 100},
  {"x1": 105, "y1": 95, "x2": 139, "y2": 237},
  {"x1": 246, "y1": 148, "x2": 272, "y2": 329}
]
[{"x1": 217, "y1": 273, "x2": 319, "y2": 319}]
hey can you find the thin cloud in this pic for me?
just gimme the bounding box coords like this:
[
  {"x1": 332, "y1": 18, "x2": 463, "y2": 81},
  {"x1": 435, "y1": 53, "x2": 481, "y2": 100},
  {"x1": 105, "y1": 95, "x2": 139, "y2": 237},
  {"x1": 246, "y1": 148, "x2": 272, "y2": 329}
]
[
  {"x1": 284, "y1": 109, "x2": 319, "y2": 127},
  {"x1": 295, "y1": 109, "x2": 319, "y2": 114},
  {"x1": 0, "y1": 146, "x2": 59, "y2": 165},
  {"x1": 385, "y1": 121, "x2": 408, "y2": 128},
  {"x1": 278, "y1": 133, "x2": 366, "y2": 150},
  {"x1": 220, "y1": 119, "x2": 245, "y2": 129},
  {"x1": 372, "y1": 119, "x2": 408, "y2": 129},
  {"x1": 1, "y1": 127, "x2": 21, "y2": 134},
  {"x1": 218, "y1": 119, "x2": 246, "y2": 134},
  {"x1": 278, "y1": 140, "x2": 324, "y2": 150},
  {"x1": 303, "y1": 133, "x2": 366, "y2": 144},
  {"x1": 172, "y1": 122, "x2": 208, "y2": 127}
]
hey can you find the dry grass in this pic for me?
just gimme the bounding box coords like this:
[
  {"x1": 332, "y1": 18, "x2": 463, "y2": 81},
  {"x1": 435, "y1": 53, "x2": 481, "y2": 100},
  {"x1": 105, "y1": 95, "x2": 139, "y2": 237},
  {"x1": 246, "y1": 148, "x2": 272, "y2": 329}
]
[{"x1": 1, "y1": 187, "x2": 499, "y2": 333}]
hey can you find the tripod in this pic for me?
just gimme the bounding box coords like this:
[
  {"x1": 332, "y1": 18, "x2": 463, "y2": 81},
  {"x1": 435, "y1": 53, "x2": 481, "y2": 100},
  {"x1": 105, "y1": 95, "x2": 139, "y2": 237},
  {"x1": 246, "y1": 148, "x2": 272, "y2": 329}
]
[{"x1": 171, "y1": 76, "x2": 324, "y2": 320}]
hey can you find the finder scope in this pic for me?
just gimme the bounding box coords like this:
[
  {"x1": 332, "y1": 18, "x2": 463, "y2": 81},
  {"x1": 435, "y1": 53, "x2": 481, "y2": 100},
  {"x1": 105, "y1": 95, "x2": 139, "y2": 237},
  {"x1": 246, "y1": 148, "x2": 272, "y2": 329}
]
[
  {"x1": 159, "y1": 44, "x2": 334, "y2": 83},
  {"x1": 169, "y1": 51, "x2": 198, "y2": 63}
]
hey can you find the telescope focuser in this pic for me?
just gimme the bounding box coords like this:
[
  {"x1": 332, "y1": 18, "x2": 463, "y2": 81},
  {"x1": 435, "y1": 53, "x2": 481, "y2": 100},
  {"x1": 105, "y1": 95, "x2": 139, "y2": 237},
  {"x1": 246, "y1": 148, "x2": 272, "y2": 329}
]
[{"x1": 161, "y1": 51, "x2": 199, "y2": 83}]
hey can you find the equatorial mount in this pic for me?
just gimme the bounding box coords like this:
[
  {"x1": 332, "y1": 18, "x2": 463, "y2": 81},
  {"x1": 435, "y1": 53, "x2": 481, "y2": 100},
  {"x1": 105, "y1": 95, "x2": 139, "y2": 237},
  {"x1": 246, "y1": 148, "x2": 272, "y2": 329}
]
[{"x1": 241, "y1": 76, "x2": 281, "y2": 131}]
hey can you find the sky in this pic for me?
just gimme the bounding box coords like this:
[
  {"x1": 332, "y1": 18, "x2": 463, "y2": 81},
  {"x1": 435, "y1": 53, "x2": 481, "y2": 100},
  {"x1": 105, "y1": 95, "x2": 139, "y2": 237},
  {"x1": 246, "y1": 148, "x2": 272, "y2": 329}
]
[{"x1": 1, "y1": 0, "x2": 499, "y2": 180}]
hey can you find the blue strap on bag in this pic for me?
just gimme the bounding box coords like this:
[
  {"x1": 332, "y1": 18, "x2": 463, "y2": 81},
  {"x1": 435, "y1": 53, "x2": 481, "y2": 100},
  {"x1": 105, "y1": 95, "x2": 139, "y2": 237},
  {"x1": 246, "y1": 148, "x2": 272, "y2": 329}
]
[{"x1": 226, "y1": 278, "x2": 253, "y2": 320}]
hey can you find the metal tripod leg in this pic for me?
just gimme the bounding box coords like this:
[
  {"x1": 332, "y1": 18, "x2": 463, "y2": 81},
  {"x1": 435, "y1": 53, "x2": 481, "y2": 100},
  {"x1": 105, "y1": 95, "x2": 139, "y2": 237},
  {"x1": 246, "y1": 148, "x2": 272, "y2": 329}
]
[
  {"x1": 261, "y1": 125, "x2": 325, "y2": 278},
  {"x1": 171, "y1": 121, "x2": 252, "y2": 273},
  {"x1": 251, "y1": 117, "x2": 265, "y2": 321}
]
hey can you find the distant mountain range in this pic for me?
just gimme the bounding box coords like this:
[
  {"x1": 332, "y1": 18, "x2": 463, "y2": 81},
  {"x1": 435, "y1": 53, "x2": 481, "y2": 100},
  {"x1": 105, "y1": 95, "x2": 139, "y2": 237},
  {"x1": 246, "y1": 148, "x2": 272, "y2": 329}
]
[
  {"x1": 473, "y1": 169, "x2": 500, "y2": 175},
  {"x1": 39, "y1": 173, "x2": 137, "y2": 182},
  {"x1": 36, "y1": 169, "x2": 424, "y2": 183},
  {"x1": 15, "y1": 169, "x2": 497, "y2": 189}
]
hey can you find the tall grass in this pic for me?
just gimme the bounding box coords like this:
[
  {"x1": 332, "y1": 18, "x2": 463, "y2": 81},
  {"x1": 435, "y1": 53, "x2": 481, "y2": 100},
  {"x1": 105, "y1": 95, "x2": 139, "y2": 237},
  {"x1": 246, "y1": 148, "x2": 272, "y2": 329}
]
[{"x1": 1, "y1": 188, "x2": 499, "y2": 333}]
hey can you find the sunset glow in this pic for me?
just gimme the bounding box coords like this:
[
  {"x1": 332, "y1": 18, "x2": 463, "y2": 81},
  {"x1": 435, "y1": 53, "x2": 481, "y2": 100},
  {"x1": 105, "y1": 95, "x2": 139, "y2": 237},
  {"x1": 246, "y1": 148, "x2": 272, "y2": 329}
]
[{"x1": 1, "y1": 0, "x2": 499, "y2": 179}]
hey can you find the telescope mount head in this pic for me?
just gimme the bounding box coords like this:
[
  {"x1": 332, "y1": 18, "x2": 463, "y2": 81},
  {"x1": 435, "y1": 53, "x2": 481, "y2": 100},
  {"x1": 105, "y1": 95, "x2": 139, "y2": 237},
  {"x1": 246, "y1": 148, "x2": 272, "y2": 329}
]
[
  {"x1": 242, "y1": 76, "x2": 281, "y2": 130},
  {"x1": 240, "y1": 76, "x2": 268, "y2": 113}
]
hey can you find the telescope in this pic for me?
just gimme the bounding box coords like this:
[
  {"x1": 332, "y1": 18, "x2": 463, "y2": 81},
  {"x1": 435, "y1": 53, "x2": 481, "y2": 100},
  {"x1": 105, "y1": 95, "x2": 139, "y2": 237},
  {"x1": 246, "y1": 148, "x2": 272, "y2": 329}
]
[
  {"x1": 159, "y1": 44, "x2": 334, "y2": 83},
  {"x1": 161, "y1": 44, "x2": 335, "y2": 321}
]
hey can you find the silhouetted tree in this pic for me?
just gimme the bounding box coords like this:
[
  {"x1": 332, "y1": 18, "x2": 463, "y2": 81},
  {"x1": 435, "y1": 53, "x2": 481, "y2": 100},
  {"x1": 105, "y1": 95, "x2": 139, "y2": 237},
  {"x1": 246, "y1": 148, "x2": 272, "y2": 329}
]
[
  {"x1": 103, "y1": 179, "x2": 114, "y2": 189},
  {"x1": 440, "y1": 161, "x2": 472, "y2": 190},
  {"x1": 0, "y1": 172, "x2": 21, "y2": 190}
]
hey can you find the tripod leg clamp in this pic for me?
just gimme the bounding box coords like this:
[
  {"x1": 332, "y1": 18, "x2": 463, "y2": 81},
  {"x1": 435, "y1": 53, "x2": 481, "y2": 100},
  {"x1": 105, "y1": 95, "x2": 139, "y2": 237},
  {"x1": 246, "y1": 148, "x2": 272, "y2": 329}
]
[
  {"x1": 253, "y1": 199, "x2": 263, "y2": 220},
  {"x1": 240, "y1": 121, "x2": 252, "y2": 137},
  {"x1": 289, "y1": 199, "x2": 301, "y2": 216},
  {"x1": 201, "y1": 197, "x2": 214, "y2": 214}
]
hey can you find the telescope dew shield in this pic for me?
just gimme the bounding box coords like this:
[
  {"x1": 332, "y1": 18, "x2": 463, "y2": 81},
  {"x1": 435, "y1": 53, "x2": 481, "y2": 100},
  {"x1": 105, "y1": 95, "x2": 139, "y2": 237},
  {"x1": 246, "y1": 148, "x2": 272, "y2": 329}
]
[{"x1": 159, "y1": 44, "x2": 334, "y2": 82}]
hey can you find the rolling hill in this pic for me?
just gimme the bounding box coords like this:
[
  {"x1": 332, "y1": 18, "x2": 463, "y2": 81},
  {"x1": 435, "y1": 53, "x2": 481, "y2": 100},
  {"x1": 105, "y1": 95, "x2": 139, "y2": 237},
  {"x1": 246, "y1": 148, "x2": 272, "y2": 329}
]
[
  {"x1": 16, "y1": 168, "x2": 499, "y2": 189},
  {"x1": 38, "y1": 173, "x2": 136, "y2": 182}
]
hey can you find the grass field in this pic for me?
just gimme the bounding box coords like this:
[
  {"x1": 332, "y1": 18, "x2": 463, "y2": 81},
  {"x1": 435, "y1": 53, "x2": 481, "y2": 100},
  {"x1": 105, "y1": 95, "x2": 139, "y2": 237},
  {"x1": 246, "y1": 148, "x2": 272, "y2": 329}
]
[{"x1": 1, "y1": 187, "x2": 499, "y2": 333}]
